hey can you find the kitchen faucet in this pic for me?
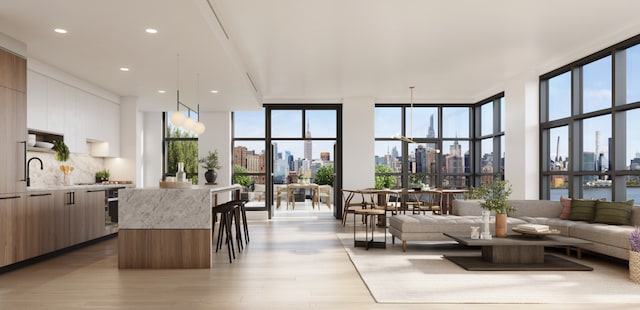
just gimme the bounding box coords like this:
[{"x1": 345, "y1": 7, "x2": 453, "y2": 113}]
[{"x1": 27, "y1": 157, "x2": 43, "y2": 187}]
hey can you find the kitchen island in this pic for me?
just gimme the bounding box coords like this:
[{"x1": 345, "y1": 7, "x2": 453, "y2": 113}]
[{"x1": 117, "y1": 184, "x2": 241, "y2": 269}]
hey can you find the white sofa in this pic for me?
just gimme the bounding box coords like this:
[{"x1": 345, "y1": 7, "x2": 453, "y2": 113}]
[{"x1": 389, "y1": 199, "x2": 639, "y2": 260}]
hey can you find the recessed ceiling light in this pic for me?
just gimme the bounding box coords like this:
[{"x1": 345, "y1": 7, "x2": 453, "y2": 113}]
[
  {"x1": 158, "y1": 90, "x2": 166, "y2": 93},
  {"x1": 119, "y1": 67, "x2": 130, "y2": 72},
  {"x1": 54, "y1": 28, "x2": 67, "y2": 34},
  {"x1": 145, "y1": 28, "x2": 158, "y2": 34},
  {"x1": 210, "y1": 90, "x2": 219, "y2": 94}
]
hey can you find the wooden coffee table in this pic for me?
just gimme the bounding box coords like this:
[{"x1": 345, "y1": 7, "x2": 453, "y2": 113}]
[{"x1": 443, "y1": 233, "x2": 593, "y2": 271}]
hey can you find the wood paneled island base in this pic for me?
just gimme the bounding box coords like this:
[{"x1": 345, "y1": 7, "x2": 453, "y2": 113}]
[
  {"x1": 118, "y1": 229, "x2": 211, "y2": 269},
  {"x1": 443, "y1": 233, "x2": 593, "y2": 271}
]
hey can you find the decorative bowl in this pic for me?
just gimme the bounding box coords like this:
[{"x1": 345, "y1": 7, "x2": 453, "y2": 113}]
[{"x1": 34, "y1": 141, "x2": 54, "y2": 149}]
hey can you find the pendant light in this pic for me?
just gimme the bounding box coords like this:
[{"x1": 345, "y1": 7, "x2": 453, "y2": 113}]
[{"x1": 169, "y1": 54, "x2": 205, "y2": 135}]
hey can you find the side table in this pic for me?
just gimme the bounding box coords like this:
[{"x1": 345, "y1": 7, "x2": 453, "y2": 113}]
[{"x1": 353, "y1": 209, "x2": 386, "y2": 249}]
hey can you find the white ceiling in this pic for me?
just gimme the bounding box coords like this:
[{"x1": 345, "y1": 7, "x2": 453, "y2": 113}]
[{"x1": 2, "y1": 0, "x2": 640, "y2": 112}]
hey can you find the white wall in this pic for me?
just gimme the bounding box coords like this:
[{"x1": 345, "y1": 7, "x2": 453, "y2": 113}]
[
  {"x1": 504, "y1": 72, "x2": 540, "y2": 199},
  {"x1": 142, "y1": 112, "x2": 163, "y2": 188},
  {"x1": 105, "y1": 97, "x2": 140, "y2": 185},
  {"x1": 342, "y1": 97, "x2": 376, "y2": 190},
  {"x1": 198, "y1": 111, "x2": 231, "y2": 187}
]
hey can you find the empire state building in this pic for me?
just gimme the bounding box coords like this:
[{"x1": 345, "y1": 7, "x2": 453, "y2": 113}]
[{"x1": 304, "y1": 119, "x2": 312, "y2": 160}]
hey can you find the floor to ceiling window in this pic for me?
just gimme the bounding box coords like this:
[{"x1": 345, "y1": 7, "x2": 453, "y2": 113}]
[
  {"x1": 374, "y1": 98, "x2": 499, "y2": 189},
  {"x1": 163, "y1": 111, "x2": 199, "y2": 184},
  {"x1": 232, "y1": 109, "x2": 267, "y2": 209},
  {"x1": 540, "y1": 34, "x2": 640, "y2": 201},
  {"x1": 232, "y1": 105, "x2": 342, "y2": 218},
  {"x1": 475, "y1": 94, "x2": 505, "y2": 185}
]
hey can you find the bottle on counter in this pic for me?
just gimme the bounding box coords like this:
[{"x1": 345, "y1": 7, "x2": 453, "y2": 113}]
[{"x1": 176, "y1": 162, "x2": 186, "y2": 182}]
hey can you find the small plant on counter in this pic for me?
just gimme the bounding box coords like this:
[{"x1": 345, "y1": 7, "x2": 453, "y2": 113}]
[
  {"x1": 52, "y1": 140, "x2": 69, "y2": 162},
  {"x1": 95, "y1": 169, "x2": 110, "y2": 183},
  {"x1": 199, "y1": 150, "x2": 221, "y2": 170}
]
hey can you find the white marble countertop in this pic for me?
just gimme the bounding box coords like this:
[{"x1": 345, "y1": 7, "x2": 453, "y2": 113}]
[{"x1": 118, "y1": 184, "x2": 241, "y2": 229}]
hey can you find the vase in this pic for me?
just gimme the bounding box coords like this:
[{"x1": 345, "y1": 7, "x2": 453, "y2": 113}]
[
  {"x1": 63, "y1": 173, "x2": 72, "y2": 186},
  {"x1": 480, "y1": 211, "x2": 492, "y2": 240},
  {"x1": 630, "y1": 251, "x2": 640, "y2": 284},
  {"x1": 495, "y1": 213, "x2": 508, "y2": 238},
  {"x1": 205, "y1": 169, "x2": 217, "y2": 184},
  {"x1": 176, "y1": 162, "x2": 186, "y2": 182}
]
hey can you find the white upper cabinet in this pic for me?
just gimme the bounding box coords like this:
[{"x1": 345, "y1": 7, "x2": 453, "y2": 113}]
[
  {"x1": 46, "y1": 79, "x2": 66, "y2": 134},
  {"x1": 26, "y1": 70, "x2": 120, "y2": 156},
  {"x1": 26, "y1": 71, "x2": 47, "y2": 131},
  {"x1": 64, "y1": 88, "x2": 86, "y2": 154}
]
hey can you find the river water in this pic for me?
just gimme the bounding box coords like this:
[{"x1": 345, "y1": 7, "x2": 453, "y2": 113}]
[{"x1": 550, "y1": 187, "x2": 640, "y2": 203}]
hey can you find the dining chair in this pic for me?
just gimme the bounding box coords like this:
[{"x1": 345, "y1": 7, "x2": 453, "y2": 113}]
[
  {"x1": 318, "y1": 185, "x2": 332, "y2": 209},
  {"x1": 341, "y1": 189, "x2": 367, "y2": 226},
  {"x1": 412, "y1": 190, "x2": 442, "y2": 215},
  {"x1": 373, "y1": 189, "x2": 400, "y2": 217}
]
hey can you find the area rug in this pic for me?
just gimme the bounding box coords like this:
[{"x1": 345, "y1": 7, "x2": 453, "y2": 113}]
[{"x1": 337, "y1": 232, "x2": 640, "y2": 304}]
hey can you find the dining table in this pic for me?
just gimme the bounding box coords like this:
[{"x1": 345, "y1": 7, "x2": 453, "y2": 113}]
[{"x1": 286, "y1": 183, "x2": 320, "y2": 209}]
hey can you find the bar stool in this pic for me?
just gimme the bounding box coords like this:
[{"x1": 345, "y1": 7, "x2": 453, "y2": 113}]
[
  {"x1": 213, "y1": 201, "x2": 237, "y2": 263},
  {"x1": 238, "y1": 199, "x2": 250, "y2": 245}
]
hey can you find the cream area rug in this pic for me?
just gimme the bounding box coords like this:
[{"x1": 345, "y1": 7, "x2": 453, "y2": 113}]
[{"x1": 338, "y1": 232, "x2": 640, "y2": 304}]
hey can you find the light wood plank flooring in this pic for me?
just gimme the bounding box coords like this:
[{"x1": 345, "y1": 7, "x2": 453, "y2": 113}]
[{"x1": 0, "y1": 213, "x2": 636, "y2": 309}]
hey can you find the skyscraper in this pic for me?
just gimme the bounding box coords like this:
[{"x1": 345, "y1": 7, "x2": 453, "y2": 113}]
[
  {"x1": 304, "y1": 119, "x2": 312, "y2": 160},
  {"x1": 427, "y1": 114, "x2": 436, "y2": 138}
]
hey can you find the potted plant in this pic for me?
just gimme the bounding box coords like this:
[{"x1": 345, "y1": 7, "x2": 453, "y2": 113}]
[
  {"x1": 297, "y1": 172, "x2": 308, "y2": 184},
  {"x1": 629, "y1": 227, "x2": 640, "y2": 284},
  {"x1": 199, "y1": 150, "x2": 221, "y2": 184},
  {"x1": 470, "y1": 177, "x2": 514, "y2": 237},
  {"x1": 53, "y1": 140, "x2": 73, "y2": 185},
  {"x1": 95, "y1": 169, "x2": 110, "y2": 183},
  {"x1": 409, "y1": 173, "x2": 424, "y2": 191}
]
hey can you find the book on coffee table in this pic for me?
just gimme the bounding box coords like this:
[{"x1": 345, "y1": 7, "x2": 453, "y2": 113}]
[
  {"x1": 515, "y1": 224, "x2": 550, "y2": 232},
  {"x1": 512, "y1": 224, "x2": 560, "y2": 236}
]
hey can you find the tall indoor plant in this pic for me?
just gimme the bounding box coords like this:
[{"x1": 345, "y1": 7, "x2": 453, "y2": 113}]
[
  {"x1": 471, "y1": 178, "x2": 514, "y2": 237},
  {"x1": 199, "y1": 150, "x2": 221, "y2": 184}
]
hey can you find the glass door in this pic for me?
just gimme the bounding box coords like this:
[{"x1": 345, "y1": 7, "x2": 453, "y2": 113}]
[{"x1": 267, "y1": 105, "x2": 341, "y2": 219}]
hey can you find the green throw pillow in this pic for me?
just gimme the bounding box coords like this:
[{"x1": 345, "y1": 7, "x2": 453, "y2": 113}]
[
  {"x1": 569, "y1": 199, "x2": 597, "y2": 222},
  {"x1": 593, "y1": 200, "x2": 634, "y2": 225}
]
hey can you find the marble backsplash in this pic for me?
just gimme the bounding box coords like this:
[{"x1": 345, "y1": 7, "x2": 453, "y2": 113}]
[{"x1": 26, "y1": 151, "x2": 105, "y2": 187}]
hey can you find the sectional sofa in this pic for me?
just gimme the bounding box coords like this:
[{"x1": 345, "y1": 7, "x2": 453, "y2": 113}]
[{"x1": 388, "y1": 199, "x2": 638, "y2": 260}]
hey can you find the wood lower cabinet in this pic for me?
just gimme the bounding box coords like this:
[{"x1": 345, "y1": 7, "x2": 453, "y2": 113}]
[
  {"x1": 0, "y1": 193, "x2": 24, "y2": 267},
  {"x1": 20, "y1": 192, "x2": 54, "y2": 261},
  {"x1": 67, "y1": 189, "x2": 106, "y2": 246},
  {"x1": 85, "y1": 189, "x2": 107, "y2": 240},
  {"x1": 53, "y1": 191, "x2": 71, "y2": 249},
  {"x1": 1, "y1": 188, "x2": 110, "y2": 268},
  {"x1": 66, "y1": 190, "x2": 86, "y2": 246}
]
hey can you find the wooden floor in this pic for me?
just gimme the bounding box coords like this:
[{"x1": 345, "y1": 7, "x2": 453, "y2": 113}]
[{"x1": 0, "y1": 213, "x2": 635, "y2": 309}]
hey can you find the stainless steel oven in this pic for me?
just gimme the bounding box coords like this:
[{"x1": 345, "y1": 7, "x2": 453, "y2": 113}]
[{"x1": 106, "y1": 187, "x2": 123, "y2": 225}]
